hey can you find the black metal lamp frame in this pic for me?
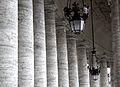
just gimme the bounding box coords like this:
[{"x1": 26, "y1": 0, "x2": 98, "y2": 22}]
[{"x1": 64, "y1": 0, "x2": 89, "y2": 34}]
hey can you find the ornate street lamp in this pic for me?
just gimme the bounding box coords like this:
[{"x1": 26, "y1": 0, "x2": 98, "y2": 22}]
[
  {"x1": 64, "y1": 0, "x2": 89, "y2": 34},
  {"x1": 89, "y1": 51, "x2": 100, "y2": 80},
  {"x1": 88, "y1": 0, "x2": 100, "y2": 81}
]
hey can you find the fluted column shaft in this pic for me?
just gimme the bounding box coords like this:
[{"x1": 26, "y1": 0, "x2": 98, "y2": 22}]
[
  {"x1": 45, "y1": 1, "x2": 58, "y2": 87},
  {"x1": 110, "y1": 61, "x2": 115, "y2": 87},
  {"x1": 56, "y1": 19, "x2": 69, "y2": 87},
  {"x1": 0, "y1": 0, "x2": 18, "y2": 87},
  {"x1": 77, "y1": 44, "x2": 89, "y2": 87},
  {"x1": 111, "y1": 0, "x2": 120, "y2": 87},
  {"x1": 33, "y1": 0, "x2": 46, "y2": 87},
  {"x1": 100, "y1": 58, "x2": 108, "y2": 87},
  {"x1": 67, "y1": 32, "x2": 79, "y2": 87},
  {"x1": 18, "y1": 0, "x2": 34, "y2": 87}
]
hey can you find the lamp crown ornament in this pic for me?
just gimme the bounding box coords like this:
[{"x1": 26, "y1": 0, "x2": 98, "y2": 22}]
[{"x1": 63, "y1": 0, "x2": 89, "y2": 34}]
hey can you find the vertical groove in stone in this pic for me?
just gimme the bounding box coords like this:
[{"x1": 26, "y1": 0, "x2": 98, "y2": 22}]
[
  {"x1": 77, "y1": 44, "x2": 89, "y2": 87},
  {"x1": 67, "y1": 32, "x2": 79, "y2": 87},
  {"x1": 33, "y1": 0, "x2": 46, "y2": 87},
  {"x1": 110, "y1": 60, "x2": 115, "y2": 87},
  {"x1": 111, "y1": 0, "x2": 119, "y2": 87},
  {"x1": 0, "y1": 0, "x2": 18, "y2": 87},
  {"x1": 45, "y1": 1, "x2": 58, "y2": 87},
  {"x1": 18, "y1": 0, "x2": 34, "y2": 87},
  {"x1": 111, "y1": 31, "x2": 117, "y2": 87},
  {"x1": 100, "y1": 58, "x2": 108, "y2": 87},
  {"x1": 56, "y1": 18, "x2": 69, "y2": 87}
]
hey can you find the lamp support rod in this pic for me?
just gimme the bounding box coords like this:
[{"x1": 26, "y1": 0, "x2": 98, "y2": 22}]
[
  {"x1": 67, "y1": 0, "x2": 69, "y2": 7},
  {"x1": 90, "y1": 0, "x2": 95, "y2": 51},
  {"x1": 82, "y1": 0, "x2": 85, "y2": 6},
  {"x1": 67, "y1": 0, "x2": 71, "y2": 8}
]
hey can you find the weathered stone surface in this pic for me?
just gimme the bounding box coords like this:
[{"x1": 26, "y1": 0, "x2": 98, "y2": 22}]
[
  {"x1": 111, "y1": 0, "x2": 120, "y2": 87},
  {"x1": 111, "y1": 28, "x2": 117, "y2": 87},
  {"x1": 18, "y1": 0, "x2": 34, "y2": 87},
  {"x1": 45, "y1": 1, "x2": 58, "y2": 87},
  {"x1": 0, "y1": 0, "x2": 18, "y2": 87},
  {"x1": 56, "y1": 18, "x2": 69, "y2": 87},
  {"x1": 67, "y1": 32, "x2": 79, "y2": 87},
  {"x1": 77, "y1": 44, "x2": 89, "y2": 87},
  {"x1": 100, "y1": 58, "x2": 108, "y2": 87},
  {"x1": 111, "y1": 33, "x2": 117, "y2": 87},
  {"x1": 33, "y1": 0, "x2": 47, "y2": 87}
]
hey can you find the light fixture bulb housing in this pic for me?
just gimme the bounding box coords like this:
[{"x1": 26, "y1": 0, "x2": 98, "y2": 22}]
[{"x1": 64, "y1": 1, "x2": 89, "y2": 34}]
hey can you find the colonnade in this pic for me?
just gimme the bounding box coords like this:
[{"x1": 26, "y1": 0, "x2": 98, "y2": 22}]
[{"x1": 0, "y1": 0, "x2": 117, "y2": 87}]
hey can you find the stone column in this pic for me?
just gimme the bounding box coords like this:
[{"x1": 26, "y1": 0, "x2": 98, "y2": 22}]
[
  {"x1": 18, "y1": 0, "x2": 34, "y2": 87},
  {"x1": 67, "y1": 31, "x2": 79, "y2": 87},
  {"x1": 45, "y1": 1, "x2": 58, "y2": 87},
  {"x1": 100, "y1": 57, "x2": 108, "y2": 87},
  {"x1": 33, "y1": 0, "x2": 46, "y2": 87},
  {"x1": 110, "y1": 58, "x2": 116, "y2": 87},
  {"x1": 56, "y1": 18, "x2": 69, "y2": 87},
  {"x1": 77, "y1": 42, "x2": 89, "y2": 87},
  {"x1": 0, "y1": 0, "x2": 18, "y2": 87},
  {"x1": 111, "y1": 0, "x2": 119, "y2": 87}
]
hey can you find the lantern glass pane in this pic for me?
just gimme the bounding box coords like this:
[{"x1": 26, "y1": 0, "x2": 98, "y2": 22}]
[
  {"x1": 70, "y1": 21, "x2": 74, "y2": 32},
  {"x1": 93, "y1": 75, "x2": 98, "y2": 81},
  {"x1": 70, "y1": 19, "x2": 85, "y2": 33},
  {"x1": 70, "y1": 20, "x2": 80, "y2": 32},
  {"x1": 73, "y1": 20, "x2": 80, "y2": 32},
  {"x1": 93, "y1": 75, "x2": 98, "y2": 80},
  {"x1": 81, "y1": 19, "x2": 85, "y2": 31}
]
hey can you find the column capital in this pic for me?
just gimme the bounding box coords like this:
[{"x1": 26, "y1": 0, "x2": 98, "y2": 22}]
[
  {"x1": 100, "y1": 54, "x2": 108, "y2": 63},
  {"x1": 66, "y1": 30, "x2": 76, "y2": 39},
  {"x1": 76, "y1": 39, "x2": 86, "y2": 49},
  {"x1": 44, "y1": 0, "x2": 56, "y2": 12},
  {"x1": 56, "y1": 18, "x2": 67, "y2": 27}
]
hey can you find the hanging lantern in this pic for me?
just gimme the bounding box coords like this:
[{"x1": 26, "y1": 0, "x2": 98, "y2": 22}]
[
  {"x1": 64, "y1": 1, "x2": 89, "y2": 34},
  {"x1": 89, "y1": 51, "x2": 100, "y2": 81},
  {"x1": 87, "y1": 0, "x2": 100, "y2": 80}
]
